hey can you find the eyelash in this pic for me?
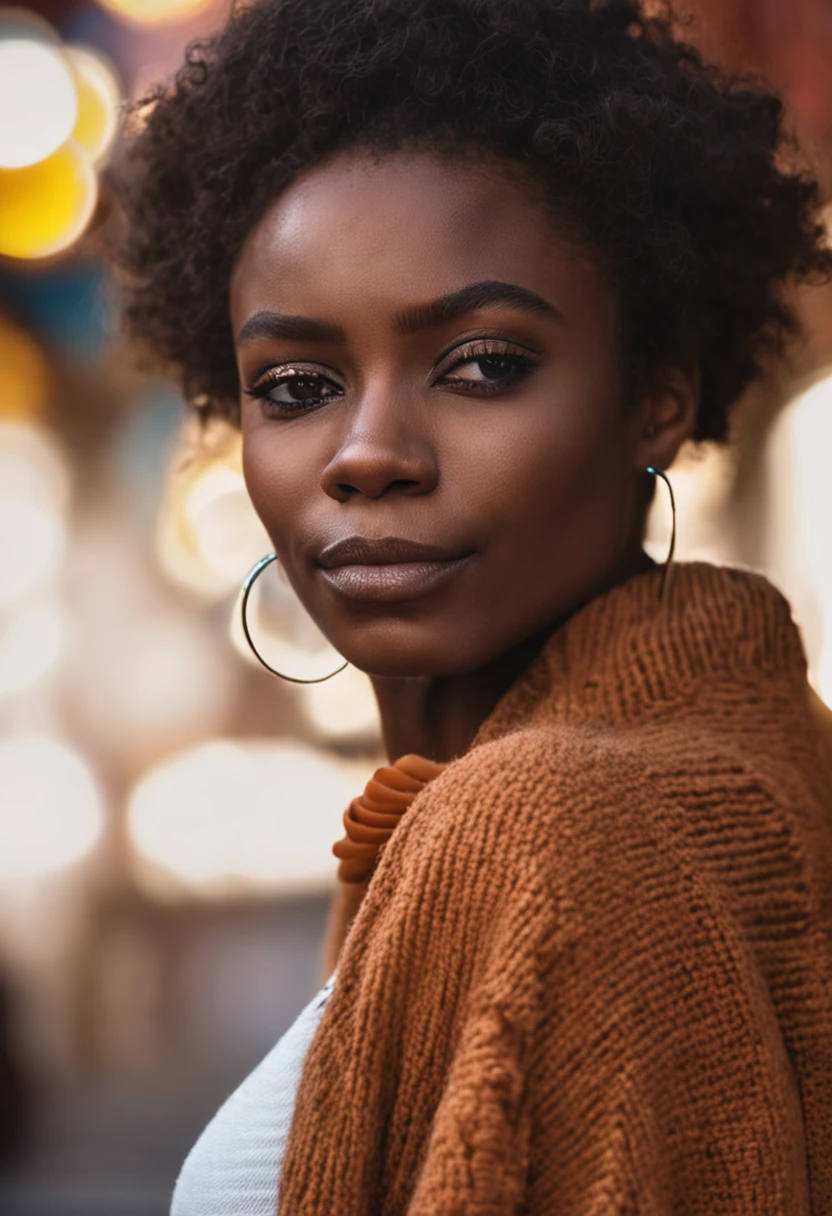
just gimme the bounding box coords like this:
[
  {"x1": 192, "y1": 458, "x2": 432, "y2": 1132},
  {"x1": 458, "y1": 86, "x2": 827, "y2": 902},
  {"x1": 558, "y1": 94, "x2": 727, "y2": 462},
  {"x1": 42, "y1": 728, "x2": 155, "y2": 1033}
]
[{"x1": 243, "y1": 338, "x2": 540, "y2": 419}]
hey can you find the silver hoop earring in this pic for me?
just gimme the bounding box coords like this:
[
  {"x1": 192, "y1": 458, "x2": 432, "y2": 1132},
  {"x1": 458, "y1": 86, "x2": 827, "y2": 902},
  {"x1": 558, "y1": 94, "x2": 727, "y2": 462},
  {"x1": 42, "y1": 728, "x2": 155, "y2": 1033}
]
[
  {"x1": 645, "y1": 466, "x2": 676, "y2": 605},
  {"x1": 240, "y1": 553, "x2": 349, "y2": 684}
]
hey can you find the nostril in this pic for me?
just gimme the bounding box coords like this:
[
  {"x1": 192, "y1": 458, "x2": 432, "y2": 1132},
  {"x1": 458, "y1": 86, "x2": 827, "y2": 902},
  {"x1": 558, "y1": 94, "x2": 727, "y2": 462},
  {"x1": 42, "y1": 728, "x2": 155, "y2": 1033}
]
[
  {"x1": 323, "y1": 447, "x2": 438, "y2": 501},
  {"x1": 336, "y1": 478, "x2": 422, "y2": 499},
  {"x1": 366, "y1": 478, "x2": 422, "y2": 499}
]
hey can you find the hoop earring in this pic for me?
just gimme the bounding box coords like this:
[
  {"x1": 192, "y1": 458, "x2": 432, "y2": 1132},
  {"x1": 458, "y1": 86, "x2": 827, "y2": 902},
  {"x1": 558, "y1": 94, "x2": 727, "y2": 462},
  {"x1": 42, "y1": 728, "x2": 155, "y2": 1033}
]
[
  {"x1": 645, "y1": 466, "x2": 676, "y2": 605},
  {"x1": 240, "y1": 553, "x2": 349, "y2": 684}
]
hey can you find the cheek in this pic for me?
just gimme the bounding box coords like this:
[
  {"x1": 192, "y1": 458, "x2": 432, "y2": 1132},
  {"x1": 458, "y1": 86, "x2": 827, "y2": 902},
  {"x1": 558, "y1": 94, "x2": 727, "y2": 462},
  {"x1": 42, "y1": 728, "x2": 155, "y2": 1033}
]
[
  {"x1": 460, "y1": 375, "x2": 632, "y2": 545},
  {"x1": 241, "y1": 417, "x2": 316, "y2": 555}
]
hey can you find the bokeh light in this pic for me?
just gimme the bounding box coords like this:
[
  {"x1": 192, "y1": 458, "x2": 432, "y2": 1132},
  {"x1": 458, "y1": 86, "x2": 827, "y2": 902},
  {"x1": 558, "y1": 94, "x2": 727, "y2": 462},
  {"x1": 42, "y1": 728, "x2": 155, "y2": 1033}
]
[
  {"x1": 0, "y1": 599, "x2": 65, "y2": 698},
  {"x1": 764, "y1": 370, "x2": 832, "y2": 707},
  {"x1": 183, "y1": 463, "x2": 269, "y2": 583},
  {"x1": 0, "y1": 422, "x2": 70, "y2": 605},
  {"x1": 67, "y1": 45, "x2": 122, "y2": 165},
  {"x1": 302, "y1": 664, "x2": 381, "y2": 744},
  {"x1": 0, "y1": 494, "x2": 65, "y2": 606},
  {"x1": 0, "y1": 317, "x2": 50, "y2": 420},
  {"x1": 128, "y1": 739, "x2": 362, "y2": 897},
  {"x1": 155, "y1": 420, "x2": 271, "y2": 600},
  {"x1": 0, "y1": 139, "x2": 97, "y2": 260},
  {"x1": 0, "y1": 38, "x2": 77, "y2": 169},
  {"x1": 66, "y1": 585, "x2": 237, "y2": 764},
  {"x1": 96, "y1": 0, "x2": 216, "y2": 26},
  {"x1": 95, "y1": 608, "x2": 233, "y2": 742},
  {"x1": 0, "y1": 736, "x2": 104, "y2": 878},
  {"x1": 0, "y1": 421, "x2": 71, "y2": 513}
]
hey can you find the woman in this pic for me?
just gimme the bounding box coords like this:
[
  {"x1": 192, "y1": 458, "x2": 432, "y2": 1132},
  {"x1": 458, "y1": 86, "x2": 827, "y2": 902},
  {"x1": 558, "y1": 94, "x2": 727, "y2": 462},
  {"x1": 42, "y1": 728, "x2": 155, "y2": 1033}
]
[{"x1": 106, "y1": 0, "x2": 832, "y2": 1211}]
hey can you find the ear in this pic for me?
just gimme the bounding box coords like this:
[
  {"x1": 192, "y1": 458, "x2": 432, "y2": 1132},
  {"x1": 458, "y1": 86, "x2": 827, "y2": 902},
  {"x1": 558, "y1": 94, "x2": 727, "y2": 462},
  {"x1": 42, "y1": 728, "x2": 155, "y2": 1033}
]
[{"x1": 632, "y1": 357, "x2": 700, "y2": 471}]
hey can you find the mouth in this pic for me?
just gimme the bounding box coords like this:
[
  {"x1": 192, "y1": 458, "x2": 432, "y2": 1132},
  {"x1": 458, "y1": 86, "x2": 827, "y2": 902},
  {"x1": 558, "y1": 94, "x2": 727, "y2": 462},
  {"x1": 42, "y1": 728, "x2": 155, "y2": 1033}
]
[{"x1": 317, "y1": 536, "x2": 475, "y2": 603}]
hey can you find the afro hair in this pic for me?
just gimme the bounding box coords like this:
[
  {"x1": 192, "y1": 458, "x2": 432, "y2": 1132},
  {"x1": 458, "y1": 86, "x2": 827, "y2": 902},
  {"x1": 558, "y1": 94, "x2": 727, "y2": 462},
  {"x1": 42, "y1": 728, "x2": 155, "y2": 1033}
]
[{"x1": 104, "y1": 0, "x2": 832, "y2": 439}]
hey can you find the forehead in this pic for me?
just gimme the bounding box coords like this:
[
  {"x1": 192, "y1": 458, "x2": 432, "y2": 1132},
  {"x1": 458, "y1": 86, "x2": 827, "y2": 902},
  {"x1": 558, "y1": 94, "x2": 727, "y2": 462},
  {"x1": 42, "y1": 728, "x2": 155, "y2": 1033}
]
[{"x1": 230, "y1": 147, "x2": 611, "y2": 329}]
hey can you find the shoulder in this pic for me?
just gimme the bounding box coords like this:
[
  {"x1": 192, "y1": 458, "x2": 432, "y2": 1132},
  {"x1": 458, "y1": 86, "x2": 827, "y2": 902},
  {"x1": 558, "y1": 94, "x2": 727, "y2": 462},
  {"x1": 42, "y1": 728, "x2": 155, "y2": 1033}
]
[
  {"x1": 393, "y1": 722, "x2": 648, "y2": 869},
  {"x1": 393, "y1": 716, "x2": 786, "y2": 893},
  {"x1": 679, "y1": 560, "x2": 794, "y2": 617},
  {"x1": 429, "y1": 720, "x2": 663, "y2": 809}
]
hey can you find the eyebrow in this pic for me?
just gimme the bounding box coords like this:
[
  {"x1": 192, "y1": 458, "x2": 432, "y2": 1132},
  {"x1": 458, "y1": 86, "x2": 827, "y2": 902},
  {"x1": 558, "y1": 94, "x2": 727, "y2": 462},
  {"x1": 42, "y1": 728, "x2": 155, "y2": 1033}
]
[
  {"x1": 235, "y1": 312, "x2": 345, "y2": 346},
  {"x1": 235, "y1": 279, "x2": 562, "y2": 348},
  {"x1": 393, "y1": 280, "x2": 562, "y2": 335}
]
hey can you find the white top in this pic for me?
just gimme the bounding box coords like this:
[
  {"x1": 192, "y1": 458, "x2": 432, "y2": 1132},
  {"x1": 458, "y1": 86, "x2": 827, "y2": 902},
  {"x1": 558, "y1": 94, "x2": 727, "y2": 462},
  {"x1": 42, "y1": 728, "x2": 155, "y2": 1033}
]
[{"x1": 170, "y1": 972, "x2": 336, "y2": 1216}]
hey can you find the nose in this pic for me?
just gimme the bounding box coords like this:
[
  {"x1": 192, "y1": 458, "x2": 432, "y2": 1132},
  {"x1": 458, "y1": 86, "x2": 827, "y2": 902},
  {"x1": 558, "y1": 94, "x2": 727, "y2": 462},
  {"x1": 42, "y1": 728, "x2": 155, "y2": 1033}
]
[{"x1": 320, "y1": 388, "x2": 439, "y2": 502}]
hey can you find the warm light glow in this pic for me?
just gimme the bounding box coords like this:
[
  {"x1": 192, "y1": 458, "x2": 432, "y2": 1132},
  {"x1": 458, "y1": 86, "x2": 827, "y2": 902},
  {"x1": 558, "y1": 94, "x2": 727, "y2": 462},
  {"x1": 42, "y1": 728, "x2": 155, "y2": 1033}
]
[
  {"x1": 155, "y1": 507, "x2": 231, "y2": 600},
  {"x1": 818, "y1": 641, "x2": 832, "y2": 710},
  {"x1": 0, "y1": 140, "x2": 97, "y2": 260},
  {"x1": 0, "y1": 495, "x2": 65, "y2": 606},
  {"x1": 0, "y1": 423, "x2": 69, "y2": 605},
  {"x1": 302, "y1": 664, "x2": 380, "y2": 743},
  {"x1": 0, "y1": 39, "x2": 77, "y2": 169},
  {"x1": 764, "y1": 371, "x2": 832, "y2": 708},
  {"x1": 156, "y1": 422, "x2": 271, "y2": 600},
  {"x1": 0, "y1": 600, "x2": 65, "y2": 698},
  {"x1": 0, "y1": 736, "x2": 104, "y2": 878},
  {"x1": 644, "y1": 440, "x2": 735, "y2": 566},
  {"x1": 0, "y1": 422, "x2": 72, "y2": 513},
  {"x1": 183, "y1": 461, "x2": 270, "y2": 585},
  {"x1": 0, "y1": 318, "x2": 50, "y2": 420},
  {"x1": 96, "y1": 0, "x2": 215, "y2": 26},
  {"x1": 67, "y1": 598, "x2": 235, "y2": 762},
  {"x1": 128, "y1": 740, "x2": 363, "y2": 897},
  {"x1": 66, "y1": 45, "x2": 121, "y2": 165}
]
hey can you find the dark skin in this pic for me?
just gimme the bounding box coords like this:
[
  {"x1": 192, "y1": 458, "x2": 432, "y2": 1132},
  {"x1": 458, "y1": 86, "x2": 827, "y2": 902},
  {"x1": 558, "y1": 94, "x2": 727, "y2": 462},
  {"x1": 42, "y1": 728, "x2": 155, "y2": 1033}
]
[{"x1": 230, "y1": 148, "x2": 698, "y2": 763}]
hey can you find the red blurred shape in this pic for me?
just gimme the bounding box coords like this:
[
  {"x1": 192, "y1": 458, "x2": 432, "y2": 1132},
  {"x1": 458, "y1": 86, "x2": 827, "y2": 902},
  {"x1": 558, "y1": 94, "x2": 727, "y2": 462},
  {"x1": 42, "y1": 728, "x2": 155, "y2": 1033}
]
[{"x1": 692, "y1": 0, "x2": 832, "y2": 136}]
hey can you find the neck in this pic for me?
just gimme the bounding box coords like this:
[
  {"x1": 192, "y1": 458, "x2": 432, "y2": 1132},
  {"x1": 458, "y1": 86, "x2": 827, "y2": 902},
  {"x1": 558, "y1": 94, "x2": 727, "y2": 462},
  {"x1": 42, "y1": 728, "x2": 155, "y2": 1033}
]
[
  {"x1": 371, "y1": 548, "x2": 656, "y2": 764},
  {"x1": 371, "y1": 628, "x2": 549, "y2": 763}
]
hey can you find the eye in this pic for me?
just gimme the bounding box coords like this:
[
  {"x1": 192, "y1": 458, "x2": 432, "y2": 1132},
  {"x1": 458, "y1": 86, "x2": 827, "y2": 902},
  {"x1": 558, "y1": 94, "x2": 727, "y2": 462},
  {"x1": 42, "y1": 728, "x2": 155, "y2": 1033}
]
[
  {"x1": 435, "y1": 339, "x2": 539, "y2": 395},
  {"x1": 243, "y1": 366, "x2": 343, "y2": 417}
]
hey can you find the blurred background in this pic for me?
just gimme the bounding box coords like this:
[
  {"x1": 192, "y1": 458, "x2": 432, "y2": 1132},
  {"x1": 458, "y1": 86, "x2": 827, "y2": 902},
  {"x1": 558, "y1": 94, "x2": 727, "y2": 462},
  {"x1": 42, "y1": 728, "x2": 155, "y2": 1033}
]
[{"x1": 0, "y1": 0, "x2": 831, "y2": 1212}]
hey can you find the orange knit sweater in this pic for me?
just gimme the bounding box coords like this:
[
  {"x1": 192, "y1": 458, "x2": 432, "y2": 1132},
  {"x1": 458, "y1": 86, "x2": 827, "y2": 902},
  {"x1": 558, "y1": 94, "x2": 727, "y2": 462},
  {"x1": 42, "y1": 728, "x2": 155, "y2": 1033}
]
[{"x1": 280, "y1": 561, "x2": 832, "y2": 1215}]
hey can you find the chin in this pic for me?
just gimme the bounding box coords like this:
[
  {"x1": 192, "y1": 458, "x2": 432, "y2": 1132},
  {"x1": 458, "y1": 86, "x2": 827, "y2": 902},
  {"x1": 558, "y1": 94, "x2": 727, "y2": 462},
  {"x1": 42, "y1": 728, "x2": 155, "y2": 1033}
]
[{"x1": 338, "y1": 625, "x2": 484, "y2": 681}]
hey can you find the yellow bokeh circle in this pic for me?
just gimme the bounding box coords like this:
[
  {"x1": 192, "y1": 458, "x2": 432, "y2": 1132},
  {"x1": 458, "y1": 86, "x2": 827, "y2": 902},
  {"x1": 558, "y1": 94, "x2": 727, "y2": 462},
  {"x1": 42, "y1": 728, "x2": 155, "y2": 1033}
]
[
  {"x1": 67, "y1": 45, "x2": 122, "y2": 164},
  {"x1": 96, "y1": 0, "x2": 214, "y2": 26},
  {"x1": 0, "y1": 316, "x2": 49, "y2": 418},
  {"x1": 0, "y1": 140, "x2": 97, "y2": 260}
]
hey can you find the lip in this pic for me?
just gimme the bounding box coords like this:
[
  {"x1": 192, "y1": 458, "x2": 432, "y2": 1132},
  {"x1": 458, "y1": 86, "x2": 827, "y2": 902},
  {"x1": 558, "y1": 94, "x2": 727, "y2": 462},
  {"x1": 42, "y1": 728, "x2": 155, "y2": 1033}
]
[
  {"x1": 318, "y1": 536, "x2": 468, "y2": 568},
  {"x1": 316, "y1": 535, "x2": 475, "y2": 603}
]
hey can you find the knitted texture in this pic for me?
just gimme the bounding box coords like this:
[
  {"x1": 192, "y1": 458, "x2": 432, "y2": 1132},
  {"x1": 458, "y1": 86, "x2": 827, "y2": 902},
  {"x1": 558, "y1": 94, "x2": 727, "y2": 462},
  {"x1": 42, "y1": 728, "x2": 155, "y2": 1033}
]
[
  {"x1": 322, "y1": 755, "x2": 447, "y2": 979},
  {"x1": 280, "y1": 562, "x2": 832, "y2": 1215}
]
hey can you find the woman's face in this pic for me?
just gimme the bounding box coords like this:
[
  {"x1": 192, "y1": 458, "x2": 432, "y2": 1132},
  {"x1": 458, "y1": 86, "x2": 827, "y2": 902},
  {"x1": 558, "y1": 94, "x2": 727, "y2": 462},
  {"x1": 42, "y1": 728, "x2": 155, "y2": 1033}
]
[{"x1": 231, "y1": 148, "x2": 676, "y2": 678}]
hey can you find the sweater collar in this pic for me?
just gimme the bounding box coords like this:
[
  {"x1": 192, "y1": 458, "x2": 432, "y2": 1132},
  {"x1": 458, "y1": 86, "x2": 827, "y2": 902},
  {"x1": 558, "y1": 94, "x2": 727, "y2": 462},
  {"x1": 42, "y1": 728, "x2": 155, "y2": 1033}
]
[{"x1": 476, "y1": 561, "x2": 808, "y2": 742}]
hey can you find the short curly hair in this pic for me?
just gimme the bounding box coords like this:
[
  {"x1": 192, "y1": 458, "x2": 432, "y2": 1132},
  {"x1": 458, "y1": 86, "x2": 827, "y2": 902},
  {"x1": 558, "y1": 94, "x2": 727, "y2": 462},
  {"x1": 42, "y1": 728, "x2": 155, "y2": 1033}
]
[{"x1": 104, "y1": 0, "x2": 831, "y2": 440}]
